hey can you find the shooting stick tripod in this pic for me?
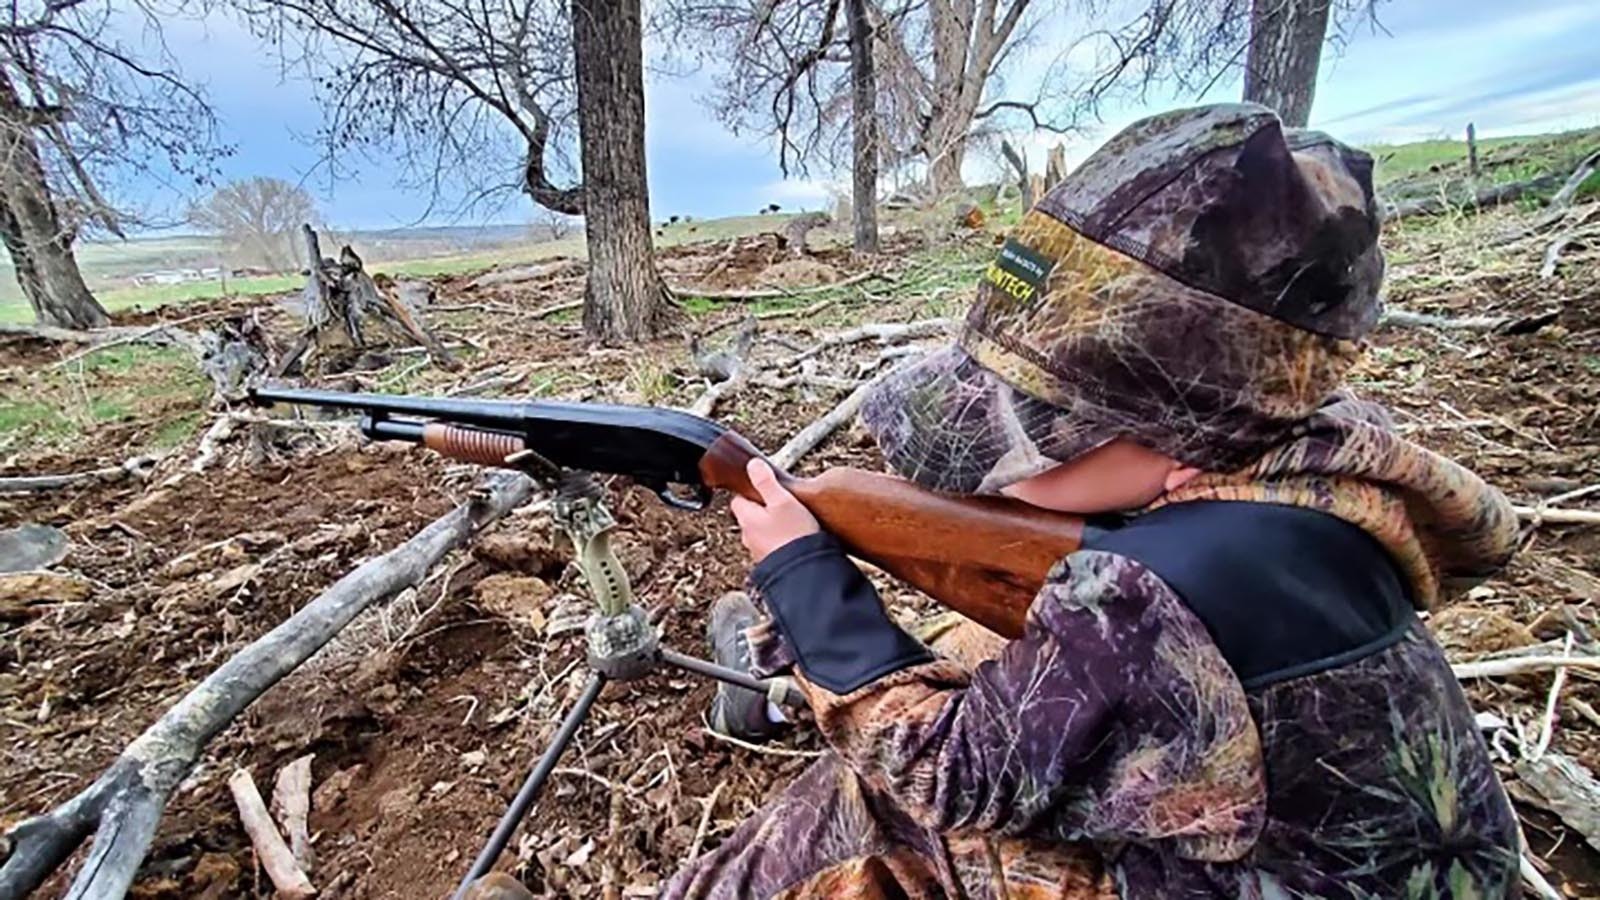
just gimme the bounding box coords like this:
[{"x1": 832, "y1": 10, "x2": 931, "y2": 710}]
[{"x1": 451, "y1": 472, "x2": 800, "y2": 898}]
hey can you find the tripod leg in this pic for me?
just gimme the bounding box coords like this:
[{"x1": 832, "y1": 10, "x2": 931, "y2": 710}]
[
  {"x1": 452, "y1": 673, "x2": 608, "y2": 899},
  {"x1": 659, "y1": 647, "x2": 804, "y2": 708}
]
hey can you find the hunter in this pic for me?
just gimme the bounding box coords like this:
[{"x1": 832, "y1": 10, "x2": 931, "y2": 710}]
[{"x1": 482, "y1": 103, "x2": 1524, "y2": 899}]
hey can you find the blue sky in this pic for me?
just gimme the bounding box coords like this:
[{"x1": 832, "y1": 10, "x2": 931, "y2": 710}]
[{"x1": 132, "y1": 0, "x2": 1600, "y2": 231}]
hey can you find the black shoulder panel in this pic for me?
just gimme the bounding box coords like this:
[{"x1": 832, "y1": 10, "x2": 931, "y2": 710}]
[{"x1": 1084, "y1": 501, "x2": 1415, "y2": 690}]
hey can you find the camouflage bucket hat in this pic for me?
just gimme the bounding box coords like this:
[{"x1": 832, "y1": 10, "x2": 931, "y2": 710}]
[{"x1": 863, "y1": 103, "x2": 1385, "y2": 494}]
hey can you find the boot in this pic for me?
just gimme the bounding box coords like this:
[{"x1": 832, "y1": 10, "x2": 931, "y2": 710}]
[{"x1": 707, "y1": 591, "x2": 785, "y2": 742}]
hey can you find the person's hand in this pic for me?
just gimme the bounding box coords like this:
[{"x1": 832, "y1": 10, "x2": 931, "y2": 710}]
[{"x1": 730, "y1": 458, "x2": 820, "y2": 563}]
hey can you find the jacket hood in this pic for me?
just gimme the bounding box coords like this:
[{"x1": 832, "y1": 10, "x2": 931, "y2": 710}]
[{"x1": 1156, "y1": 395, "x2": 1519, "y2": 608}]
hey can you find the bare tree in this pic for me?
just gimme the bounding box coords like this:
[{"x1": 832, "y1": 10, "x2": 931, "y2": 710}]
[
  {"x1": 665, "y1": 0, "x2": 1068, "y2": 203},
  {"x1": 189, "y1": 177, "x2": 320, "y2": 272},
  {"x1": 1061, "y1": 0, "x2": 1381, "y2": 129},
  {"x1": 0, "y1": 0, "x2": 223, "y2": 328},
  {"x1": 1243, "y1": 0, "x2": 1330, "y2": 126},
  {"x1": 239, "y1": 0, "x2": 669, "y2": 341}
]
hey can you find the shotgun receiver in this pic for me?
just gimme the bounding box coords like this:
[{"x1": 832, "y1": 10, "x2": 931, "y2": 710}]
[{"x1": 248, "y1": 386, "x2": 1085, "y2": 637}]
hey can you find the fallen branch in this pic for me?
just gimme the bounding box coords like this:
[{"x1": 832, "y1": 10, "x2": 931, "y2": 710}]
[
  {"x1": 468, "y1": 258, "x2": 584, "y2": 289},
  {"x1": 52, "y1": 310, "x2": 227, "y2": 369},
  {"x1": 0, "y1": 471, "x2": 536, "y2": 899},
  {"x1": 528, "y1": 298, "x2": 584, "y2": 320},
  {"x1": 1539, "y1": 232, "x2": 1577, "y2": 280},
  {"x1": 0, "y1": 320, "x2": 205, "y2": 359},
  {"x1": 229, "y1": 769, "x2": 315, "y2": 899},
  {"x1": 1514, "y1": 505, "x2": 1600, "y2": 525},
  {"x1": 771, "y1": 356, "x2": 923, "y2": 469},
  {"x1": 1546, "y1": 148, "x2": 1600, "y2": 212},
  {"x1": 1378, "y1": 308, "x2": 1559, "y2": 336},
  {"x1": 0, "y1": 454, "x2": 162, "y2": 495},
  {"x1": 677, "y1": 270, "x2": 884, "y2": 302},
  {"x1": 1384, "y1": 175, "x2": 1560, "y2": 222},
  {"x1": 1452, "y1": 654, "x2": 1600, "y2": 680},
  {"x1": 782, "y1": 318, "x2": 953, "y2": 369}
]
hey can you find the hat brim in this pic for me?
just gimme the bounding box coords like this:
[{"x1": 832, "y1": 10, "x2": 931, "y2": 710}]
[{"x1": 860, "y1": 345, "x2": 1115, "y2": 495}]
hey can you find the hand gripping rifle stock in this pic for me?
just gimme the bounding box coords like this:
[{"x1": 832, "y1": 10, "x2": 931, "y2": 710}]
[{"x1": 249, "y1": 386, "x2": 1085, "y2": 638}]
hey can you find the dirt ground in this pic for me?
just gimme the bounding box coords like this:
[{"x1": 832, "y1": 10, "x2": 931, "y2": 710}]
[{"x1": 2, "y1": 209, "x2": 1599, "y2": 898}]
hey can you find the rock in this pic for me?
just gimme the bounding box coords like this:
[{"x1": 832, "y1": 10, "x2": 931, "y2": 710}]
[
  {"x1": 755, "y1": 258, "x2": 840, "y2": 289},
  {"x1": 473, "y1": 574, "x2": 552, "y2": 632},
  {"x1": 473, "y1": 532, "x2": 564, "y2": 577},
  {"x1": 0, "y1": 524, "x2": 69, "y2": 573},
  {"x1": 0, "y1": 571, "x2": 93, "y2": 621}
]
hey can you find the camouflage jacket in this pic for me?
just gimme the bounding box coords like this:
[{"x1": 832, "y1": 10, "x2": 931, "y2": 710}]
[{"x1": 742, "y1": 399, "x2": 1522, "y2": 899}]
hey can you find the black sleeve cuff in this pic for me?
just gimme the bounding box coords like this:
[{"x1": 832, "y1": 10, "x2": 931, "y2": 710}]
[{"x1": 752, "y1": 533, "x2": 934, "y2": 694}]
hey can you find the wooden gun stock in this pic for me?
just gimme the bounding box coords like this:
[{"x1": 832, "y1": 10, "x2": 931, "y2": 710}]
[{"x1": 699, "y1": 433, "x2": 1081, "y2": 639}]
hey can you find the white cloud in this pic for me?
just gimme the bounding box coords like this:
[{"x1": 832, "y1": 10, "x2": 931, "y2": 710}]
[{"x1": 756, "y1": 178, "x2": 837, "y2": 210}]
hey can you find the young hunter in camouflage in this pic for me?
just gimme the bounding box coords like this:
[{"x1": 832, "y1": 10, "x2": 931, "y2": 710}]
[{"x1": 662, "y1": 104, "x2": 1523, "y2": 899}]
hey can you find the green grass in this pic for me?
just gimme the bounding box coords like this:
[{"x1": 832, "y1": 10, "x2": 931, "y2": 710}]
[
  {"x1": 0, "y1": 345, "x2": 210, "y2": 453},
  {"x1": 1367, "y1": 126, "x2": 1600, "y2": 199},
  {"x1": 0, "y1": 214, "x2": 798, "y2": 325}
]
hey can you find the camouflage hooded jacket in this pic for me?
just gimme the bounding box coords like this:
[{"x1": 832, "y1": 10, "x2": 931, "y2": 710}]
[{"x1": 736, "y1": 398, "x2": 1523, "y2": 899}]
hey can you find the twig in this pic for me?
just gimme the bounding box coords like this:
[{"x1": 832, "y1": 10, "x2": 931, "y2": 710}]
[
  {"x1": 528, "y1": 298, "x2": 584, "y2": 320},
  {"x1": 754, "y1": 297, "x2": 838, "y2": 321},
  {"x1": 699, "y1": 727, "x2": 823, "y2": 758},
  {"x1": 1531, "y1": 634, "x2": 1575, "y2": 762},
  {"x1": 1521, "y1": 854, "x2": 1563, "y2": 900},
  {"x1": 686, "y1": 781, "x2": 727, "y2": 861},
  {"x1": 1452, "y1": 654, "x2": 1600, "y2": 680},
  {"x1": 1514, "y1": 506, "x2": 1600, "y2": 526},
  {"x1": 228, "y1": 769, "x2": 315, "y2": 899},
  {"x1": 1379, "y1": 309, "x2": 1510, "y2": 331}
]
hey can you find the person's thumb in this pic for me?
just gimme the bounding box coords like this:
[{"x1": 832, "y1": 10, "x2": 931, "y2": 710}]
[{"x1": 746, "y1": 457, "x2": 787, "y2": 505}]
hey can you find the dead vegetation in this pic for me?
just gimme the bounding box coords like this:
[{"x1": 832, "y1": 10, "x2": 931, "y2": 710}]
[{"x1": 0, "y1": 194, "x2": 1597, "y2": 897}]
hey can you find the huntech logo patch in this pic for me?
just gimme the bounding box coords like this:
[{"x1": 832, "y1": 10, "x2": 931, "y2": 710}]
[{"x1": 983, "y1": 238, "x2": 1054, "y2": 303}]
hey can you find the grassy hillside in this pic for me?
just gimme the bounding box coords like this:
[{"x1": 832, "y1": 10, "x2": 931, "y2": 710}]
[
  {"x1": 2, "y1": 124, "x2": 1596, "y2": 325},
  {"x1": 0, "y1": 214, "x2": 791, "y2": 324}
]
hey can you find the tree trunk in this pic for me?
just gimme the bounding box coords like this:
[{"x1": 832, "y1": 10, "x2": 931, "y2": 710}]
[
  {"x1": 1243, "y1": 0, "x2": 1331, "y2": 127},
  {"x1": 0, "y1": 73, "x2": 108, "y2": 329},
  {"x1": 571, "y1": 0, "x2": 670, "y2": 343},
  {"x1": 846, "y1": 0, "x2": 879, "y2": 254}
]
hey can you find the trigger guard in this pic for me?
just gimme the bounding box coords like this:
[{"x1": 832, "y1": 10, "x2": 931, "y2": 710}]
[{"x1": 652, "y1": 482, "x2": 711, "y2": 511}]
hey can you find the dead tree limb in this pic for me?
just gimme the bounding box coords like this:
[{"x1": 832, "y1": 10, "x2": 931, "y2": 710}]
[
  {"x1": 0, "y1": 471, "x2": 536, "y2": 899},
  {"x1": 228, "y1": 769, "x2": 315, "y2": 898},
  {"x1": 678, "y1": 270, "x2": 884, "y2": 302},
  {"x1": 1384, "y1": 175, "x2": 1560, "y2": 222},
  {"x1": 0, "y1": 455, "x2": 162, "y2": 494},
  {"x1": 782, "y1": 318, "x2": 954, "y2": 369},
  {"x1": 999, "y1": 139, "x2": 1033, "y2": 211},
  {"x1": 1546, "y1": 148, "x2": 1600, "y2": 212},
  {"x1": 771, "y1": 355, "x2": 924, "y2": 469}
]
